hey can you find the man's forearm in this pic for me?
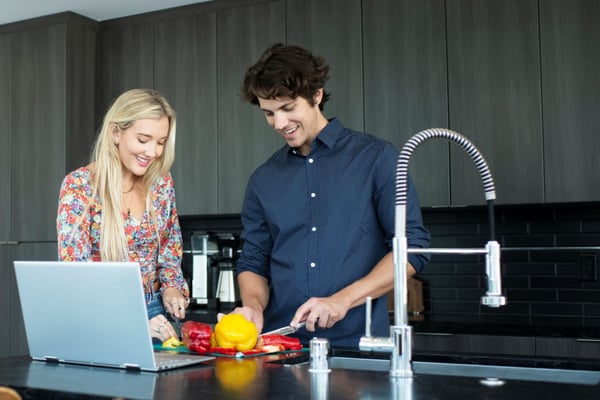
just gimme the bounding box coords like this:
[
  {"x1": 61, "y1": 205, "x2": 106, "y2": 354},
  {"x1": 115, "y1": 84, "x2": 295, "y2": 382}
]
[{"x1": 237, "y1": 271, "x2": 269, "y2": 312}]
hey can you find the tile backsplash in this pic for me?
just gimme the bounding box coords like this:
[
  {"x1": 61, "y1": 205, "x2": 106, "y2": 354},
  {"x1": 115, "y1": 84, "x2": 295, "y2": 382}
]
[
  {"x1": 420, "y1": 202, "x2": 600, "y2": 335},
  {"x1": 180, "y1": 202, "x2": 600, "y2": 336}
]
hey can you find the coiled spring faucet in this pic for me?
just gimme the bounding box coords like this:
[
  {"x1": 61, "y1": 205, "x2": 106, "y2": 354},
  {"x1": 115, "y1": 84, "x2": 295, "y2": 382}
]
[{"x1": 359, "y1": 128, "x2": 507, "y2": 378}]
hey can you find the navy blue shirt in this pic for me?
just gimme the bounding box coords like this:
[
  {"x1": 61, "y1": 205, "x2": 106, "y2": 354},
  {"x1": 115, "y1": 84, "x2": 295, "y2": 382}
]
[{"x1": 237, "y1": 118, "x2": 430, "y2": 348}]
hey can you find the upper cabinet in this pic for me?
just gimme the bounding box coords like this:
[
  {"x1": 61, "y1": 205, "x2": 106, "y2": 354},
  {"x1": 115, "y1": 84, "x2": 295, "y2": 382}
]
[
  {"x1": 5, "y1": 0, "x2": 596, "y2": 222},
  {"x1": 446, "y1": 0, "x2": 544, "y2": 205},
  {"x1": 362, "y1": 0, "x2": 449, "y2": 207},
  {"x1": 286, "y1": 0, "x2": 364, "y2": 131},
  {"x1": 216, "y1": 1, "x2": 285, "y2": 213},
  {"x1": 540, "y1": 0, "x2": 600, "y2": 203},
  {"x1": 0, "y1": 14, "x2": 97, "y2": 242},
  {"x1": 0, "y1": 34, "x2": 11, "y2": 241},
  {"x1": 154, "y1": 13, "x2": 219, "y2": 215},
  {"x1": 96, "y1": 22, "x2": 154, "y2": 120}
]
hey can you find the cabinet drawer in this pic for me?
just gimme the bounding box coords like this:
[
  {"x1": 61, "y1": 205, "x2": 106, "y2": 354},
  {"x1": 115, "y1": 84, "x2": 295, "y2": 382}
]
[
  {"x1": 536, "y1": 337, "x2": 600, "y2": 359},
  {"x1": 413, "y1": 333, "x2": 536, "y2": 356}
]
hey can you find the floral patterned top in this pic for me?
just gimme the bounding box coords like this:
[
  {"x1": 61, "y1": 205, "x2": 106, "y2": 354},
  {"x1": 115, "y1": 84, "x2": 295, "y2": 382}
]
[{"x1": 56, "y1": 166, "x2": 189, "y2": 298}]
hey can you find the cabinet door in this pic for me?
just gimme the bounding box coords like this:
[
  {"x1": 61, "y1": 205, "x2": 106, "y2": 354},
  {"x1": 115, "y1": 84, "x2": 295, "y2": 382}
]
[
  {"x1": 286, "y1": 0, "x2": 364, "y2": 130},
  {"x1": 447, "y1": 0, "x2": 543, "y2": 205},
  {"x1": 216, "y1": 1, "x2": 285, "y2": 213},
  {"x1": 8, "y1": 243, "x2": 59, "y2": 357},
  {"x1": 154, "y1": 13, "x2": 219, "y2": 215},
  {"x1": 0, "y1": 34, "x2": 11, "y2": 241},
  {"x1": 540, "y1": 0, "x2": 600, "y2": 203},
  {"x1": 96, "y1": 23, "x2": 155, "y2": 123},
  {"x1": 362, "y1": 0, "x2": 449, "y2": 207},
  {"x1": 12, "y1": 24, "x2": 67, "y2": 241}
]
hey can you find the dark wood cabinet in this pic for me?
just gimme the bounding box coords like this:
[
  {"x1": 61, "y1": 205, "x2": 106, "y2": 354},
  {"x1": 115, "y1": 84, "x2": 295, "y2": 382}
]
[
  {"x1": 0, "y1": 14, "x2": 97, "y2": 357},
  {"x1": 536, "y1": 337, "x2": 600, "y2": 359},
  {"x1": 0, "y1": 243, "x2": 59, "y2": 357},
  {"x1": 540, "y1": 0, "x2": 600, "y2": 203},
  {"x1": 286, "y1": 0, "x2": 364, "y2": 131},
  {"x1": 362, "y1": 0, "x2": 449, "y2": 207},
  {"x1": 446, "y1": 0, "x2": 544, "y2": 206},
  {"x1": 0, "y1": 34, "x2": 11, "y2": 242},
  {"x1": 96, "y1": 23, "x2": 154, "y2": 122},
  {"x1": 154, "y1": 13, "x2": 219, "y2": 215},
  {"x1": 413, "y1": 332, "x2": 536, "y2": 356},
  {"x1": 216, "y1": 1, "x2": 285, "y2": 213}
]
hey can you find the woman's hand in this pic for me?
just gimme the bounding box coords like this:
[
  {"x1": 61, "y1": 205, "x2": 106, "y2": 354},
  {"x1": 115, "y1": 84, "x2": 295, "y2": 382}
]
[
  {"x1": 149, "y1": 314, "x2": 177, "y2": 341},
  {"x1": 162, "y1": 287, "x2": 189, "y2": 320}
]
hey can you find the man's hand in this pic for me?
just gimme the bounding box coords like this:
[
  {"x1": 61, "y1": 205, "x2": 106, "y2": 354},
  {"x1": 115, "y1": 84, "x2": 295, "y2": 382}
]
[{"x1": 289, "y1": 294, "x2": 350, "y2": 332}]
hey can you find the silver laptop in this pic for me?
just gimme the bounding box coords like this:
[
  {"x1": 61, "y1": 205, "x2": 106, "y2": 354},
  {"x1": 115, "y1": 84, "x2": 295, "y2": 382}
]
[{"x1": 14, "y1": 260, "x2": 214, "y2": 372}]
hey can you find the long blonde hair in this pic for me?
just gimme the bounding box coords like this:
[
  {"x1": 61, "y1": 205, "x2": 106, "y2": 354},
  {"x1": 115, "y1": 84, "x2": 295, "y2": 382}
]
[{"x1": 91, "y1": 88, "x2": 177, "y2": 261}]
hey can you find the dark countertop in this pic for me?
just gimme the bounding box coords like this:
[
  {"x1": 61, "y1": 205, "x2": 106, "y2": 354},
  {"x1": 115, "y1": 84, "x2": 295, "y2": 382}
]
[{"x1": 1, "y1": 352, "x2": 599, "y2": 400}]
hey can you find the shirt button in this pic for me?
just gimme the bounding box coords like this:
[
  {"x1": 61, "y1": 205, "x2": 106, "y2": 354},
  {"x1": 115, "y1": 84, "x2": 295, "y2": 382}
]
[
  {"x1": 308, "y1": 158, "x2": 314, "y2": 163},
  {"x1": 310, "y1": 262, "x2": 316, "y2": 268},
  {"x1": 310, "y1": 192, "x2": 316, "y2": 198},
  {"x1": 311, "y1": 227, "x2": 317, "y2": 232}
]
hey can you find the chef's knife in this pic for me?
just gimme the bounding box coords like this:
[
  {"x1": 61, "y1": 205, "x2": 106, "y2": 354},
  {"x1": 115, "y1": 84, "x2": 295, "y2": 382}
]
[{"x1": 260, "y1": 321, "x2": 306, "y2": 336}]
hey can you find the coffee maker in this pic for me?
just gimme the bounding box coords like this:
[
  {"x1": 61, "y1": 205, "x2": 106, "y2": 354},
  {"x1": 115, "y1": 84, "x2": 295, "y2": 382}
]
[
  {"x1": 213, "y1": 233, "x2": 241, "y2": 312},
  {"x1": 188, "y1": 231, "x2": 240, "y2": 311}
]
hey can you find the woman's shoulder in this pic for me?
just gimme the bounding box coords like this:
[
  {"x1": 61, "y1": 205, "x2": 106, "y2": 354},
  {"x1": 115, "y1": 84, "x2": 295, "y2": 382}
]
[{"x1": 62, "y1": 165, "x2": 93, "y2": 192}]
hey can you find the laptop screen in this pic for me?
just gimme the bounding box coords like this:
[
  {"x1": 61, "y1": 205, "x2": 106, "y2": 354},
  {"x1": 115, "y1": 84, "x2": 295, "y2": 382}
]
[{"x1": 14, "y1": 261, "x2": 158, "y2": 369}]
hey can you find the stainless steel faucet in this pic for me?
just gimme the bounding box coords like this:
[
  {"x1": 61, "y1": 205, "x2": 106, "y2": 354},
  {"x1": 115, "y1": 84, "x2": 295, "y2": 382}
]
[{"x1": 359, "y1": 129, "x2": 507, "y2": 378}]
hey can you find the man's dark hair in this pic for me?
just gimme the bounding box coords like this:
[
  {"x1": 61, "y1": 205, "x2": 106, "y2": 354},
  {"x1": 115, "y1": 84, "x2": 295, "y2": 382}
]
[{"x1": 242, "y1": 43, "x2": 331, "y2": 110}]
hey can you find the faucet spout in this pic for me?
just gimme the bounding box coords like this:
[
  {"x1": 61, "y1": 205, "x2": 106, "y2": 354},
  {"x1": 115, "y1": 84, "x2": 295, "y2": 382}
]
[{"x1": 360, "y1": 128, "x2": 507, "y2": 378}]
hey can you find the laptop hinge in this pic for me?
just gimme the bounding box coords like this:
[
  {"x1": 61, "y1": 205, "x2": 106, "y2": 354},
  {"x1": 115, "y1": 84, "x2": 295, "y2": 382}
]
[
  {"x1": 44, "y1": 356, "x2": 60, "y2": 363},
  {"x1": 123, "y1": 363, "x2": 141, "y2": 371}
]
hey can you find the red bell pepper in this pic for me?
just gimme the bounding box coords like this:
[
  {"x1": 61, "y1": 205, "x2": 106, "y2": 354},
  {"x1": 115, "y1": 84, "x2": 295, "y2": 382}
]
[
  {"x1": 256, "y1": 334, "x2": 303, "y2": 350},
  {"x1": 181, "y1": 321, "x2": 213, "y2": 354}
]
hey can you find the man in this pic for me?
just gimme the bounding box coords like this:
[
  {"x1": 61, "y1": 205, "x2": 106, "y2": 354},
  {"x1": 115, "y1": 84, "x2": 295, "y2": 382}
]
[{"x1": 234, "y1": 43, "x2": 430, "y2": 348}]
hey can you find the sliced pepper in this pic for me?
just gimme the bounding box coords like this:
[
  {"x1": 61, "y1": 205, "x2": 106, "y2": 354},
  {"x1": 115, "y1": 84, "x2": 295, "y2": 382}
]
[
  {"x1": 181, "y1": 321, "x2": 213, "y2": 354},
  {"x1": 162, "y1": 336, "x2": 184, "y2": 348},
  {"x1": 214, "y1": 314, "x2": 259, "y2": 351},
  {"x1": 256, "y1": 334, "x2": 303, "y2": 350}
]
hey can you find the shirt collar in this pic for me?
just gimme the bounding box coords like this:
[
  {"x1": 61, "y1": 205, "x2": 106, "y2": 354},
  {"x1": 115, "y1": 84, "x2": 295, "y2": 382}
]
[{"x1": 287, "y1": 117, "x2": 344, "y2": 156}]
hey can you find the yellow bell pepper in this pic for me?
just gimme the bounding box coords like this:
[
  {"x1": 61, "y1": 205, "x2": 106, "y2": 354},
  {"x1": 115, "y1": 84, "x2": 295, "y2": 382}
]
[{"x1": 214, "y1": 314, "x2": 258, "y2": 351}]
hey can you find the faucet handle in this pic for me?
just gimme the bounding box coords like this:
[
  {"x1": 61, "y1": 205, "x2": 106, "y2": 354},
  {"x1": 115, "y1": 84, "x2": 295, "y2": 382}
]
[{"x1": 365, "y1": 296, "x2": 372, "y2": 337}]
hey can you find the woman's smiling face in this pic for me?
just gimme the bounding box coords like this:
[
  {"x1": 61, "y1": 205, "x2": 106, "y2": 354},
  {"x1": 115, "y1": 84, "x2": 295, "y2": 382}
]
[{"x1": 113, "y1": 116, "x2": 170, "y2": 178}]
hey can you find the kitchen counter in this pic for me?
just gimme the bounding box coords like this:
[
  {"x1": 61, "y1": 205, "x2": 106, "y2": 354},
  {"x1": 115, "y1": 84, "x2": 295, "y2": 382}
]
[{"x1": 1, "y1": 352, "x2": 599, "y2": 400}]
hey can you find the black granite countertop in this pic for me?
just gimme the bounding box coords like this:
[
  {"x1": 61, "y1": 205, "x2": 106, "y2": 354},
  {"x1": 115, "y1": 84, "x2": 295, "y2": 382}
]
[{"x1": 1, "y1": 352, "x2": 599, "y2": 400}]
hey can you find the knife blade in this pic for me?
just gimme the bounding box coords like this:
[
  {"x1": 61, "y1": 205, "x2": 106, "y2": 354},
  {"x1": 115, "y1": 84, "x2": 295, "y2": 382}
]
[{"x1": 260, "y1": 321, "x2": 306, "y2": 336}]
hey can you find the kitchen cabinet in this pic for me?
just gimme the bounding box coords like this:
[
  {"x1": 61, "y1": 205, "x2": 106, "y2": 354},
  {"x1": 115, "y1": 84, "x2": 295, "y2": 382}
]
[
  {"x1": 0, "y1": 243, "x2": 58, "y2": 358},
  {"x1": 362, "y1": 0, "x2": 449, "y2": 207},
  {"x1": 0, "y1": 34, "x2": 11, "y2": 242},
  {"x1": 154, "y1": 13, "x2": 219, "y2": 215},
  {"x1": 446, "y1": 0, "x2": 544, "y2": 205},
  {"x1": 540, "y1": 0, "x2": 600, "y2": 203},
  {"x1": 3, "y1": 14, "x2": 97, "y2": 241},
  {"x1": 413, "y1": 332, "x2": 536, "y2": 357},
  {"x1": 216, "y1": 1, "x2": 285, "y2": 213},
  {"x1": 0, "y1": 13, "x2": 97, "y2": 357},
  {"x1": 96, "y1": 22, "x2": 154, "y2": 122},
  {"x1": 286, "y1": 0, "x2": 364, "y2": 131},
  {"x1": 536, "y1": 337, "x2": 600, "y2": 359}
]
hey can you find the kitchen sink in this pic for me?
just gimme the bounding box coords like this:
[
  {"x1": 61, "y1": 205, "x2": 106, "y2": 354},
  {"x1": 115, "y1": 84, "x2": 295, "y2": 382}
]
[{"x1": 327, "y1": 357, "x2": 600, "y2": 385}]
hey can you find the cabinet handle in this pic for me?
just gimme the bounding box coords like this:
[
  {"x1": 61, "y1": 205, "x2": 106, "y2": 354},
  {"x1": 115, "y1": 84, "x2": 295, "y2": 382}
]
[
  {"x1": 415, "y1": 332, "x2": 455, "y2": 337},
  {"x1": 576, "y1": 338, "x2": 600, "y2": 343}
]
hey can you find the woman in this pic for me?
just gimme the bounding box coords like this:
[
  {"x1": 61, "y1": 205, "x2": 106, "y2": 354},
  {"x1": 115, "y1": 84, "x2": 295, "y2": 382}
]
[{"x1": 57, "y1": 88, "x2": 189, "y2": 342}]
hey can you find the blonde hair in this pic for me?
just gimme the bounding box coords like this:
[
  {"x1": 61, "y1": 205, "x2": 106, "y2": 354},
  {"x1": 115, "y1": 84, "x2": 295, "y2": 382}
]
[{"x1": 91, "y1": 88, "x2": 177, "y2": 261}]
